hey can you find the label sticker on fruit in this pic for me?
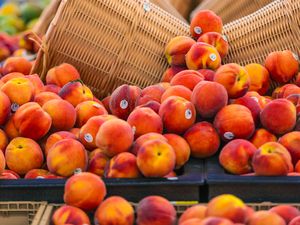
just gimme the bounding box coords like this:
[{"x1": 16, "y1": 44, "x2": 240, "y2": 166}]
[
  {"x1": 36, "y1": 176, "x2": 45, "y2": 179},
  {"x1": 224, "y1": 132, "x2": 235, "y2": 140},
  {"x1": 143, "y1": 1, "x2": 151, "y2": 12},
  {"x1": 11, "y1": 103, "x2": 19, "y2": 112},
  {"x1": 84, "y1": 133, "x2": 93, "y2": 143},
  {"x1": 74, "y1": 168, "x2": 82, "y2": 174},
  {"x1": 185, "y1": 109, "x2": 193, "y2": 120},
  {"x1": 93, "y1": 103, "x2": 101, "y2": 109},
  {"x1": 222, "y1": 35, "x2": 228, "y2": 42},
  {"x1": 209, "y1": 54, "x2": 217, "y2": 62},
  {"x1": 194, "y1": 26, "x2": 202, "y2": 35},
  {"x1": 250, "y1": 97, "x2": 259, "y2": 103},
  {"x1": 120, "y1": 100, "x2": 128, "y2": 109},
  {"x1": 293, "y1": 53, "x2": 299, "y2": 61}
]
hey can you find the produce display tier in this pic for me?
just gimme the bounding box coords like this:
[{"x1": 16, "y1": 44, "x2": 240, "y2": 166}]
[{"x1": 206, "y1": 156, "x2": 300, "y2": 203}]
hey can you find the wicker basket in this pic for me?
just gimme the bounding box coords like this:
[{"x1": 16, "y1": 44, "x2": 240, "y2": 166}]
[
  {"x1": 31, "y1": 0, "x2": 190, "y2": 98},
  {"x1": 191, "y1": 0, "x2": 273, "y2": 24},
  {"x1": 168, "y1": 0, "x2": 194, "y2": 19}
]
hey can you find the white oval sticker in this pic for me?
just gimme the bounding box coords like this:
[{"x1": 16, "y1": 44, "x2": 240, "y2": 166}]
[
  {"x1": 84, "y1": 133, "x2": 93, "y2": 143},
  {"x1": 251, "y1": 97, "x2": 259, "y2": 103},
  {"x1": 224, "y1": 132, "x2": 235, "y2": 140},
  {"x1": 194, "y1": 26, "x2": 202, "y2": 35},
  {"x1": 120, "y1": 100, "x2": 128, "y2": 109},
  {"x1": 11, "y1": 103, "x2": 19, "y2": 112},
  {"x1": 185, "y1": 109, "x2": 193, "y2": 120},
  {"x1": 143, "y1": 2, "x2": 151, "y2": 12},
  {"x1": 209, "y1": 53, "x2": 217, "y2": 62},
  {"x1": 222, "y1": 35, "x2": 228, "y2": 42},
  {"x1": 293, "y1": 53, "x2": 299, "y2": 61},
  {"x1": 74, "y1": 168, "x2": 82, "y2": 174}
]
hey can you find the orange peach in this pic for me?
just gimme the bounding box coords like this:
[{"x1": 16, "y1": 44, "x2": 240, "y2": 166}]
[
  {"x1": 190, "y1": 10, "x2": 223, "y2": 39},
  {"x1": 280, "y1": 84, "x2": 300, "y2": 99},
  {"x1": 164, "y1": 171, "x2": 177, "y2": 178},
  {"x1": 52, "y1": 205, "x2": 90, "y2": 225},
  {"x1": 214, "y1": 63, "x2": 250, "y2": 99},
  {"x1": 286, "y1": 94, "x2": 300, "y2": 116},
  {"x1": 250, "y1": 129, "x2": 277, "y2": 148},
  {"x1": 260, "y1": 99, "x2": 296, "y2": 135},
  {"x1": 290, "y1": 216, "x2": 300, "y2": 225},
  {"x1": 162, "y1": 66, "x2": 186, "y2": 82},
  {"x1": 179, "y1": 205, "x2": 207, "y2": 224},
  {"x1": 75, "y1": 100, "x2": 108, "y2": 127},
  {"x1": 170, "y1": 70, "x2": 205, "y2": 91},
  {"x1": 26, "y1": 74, "x2": 44, "y2": 95},
  {"x1": 64, "y1": 172, "x2": 106, "y2": 211},
  {"x1": 158, "y1": 82, "x2": 171, "y2": 90},
  {"x1": 245, "y1": 64, "x2": 270, "y2": 95},
  {"x1": 0, "y1": 91, "x2": 10, "y2": 125},
  {"x1": 4, "y1": 114, "x2": 19, "y2": 140},
  {"x1": 184, "y1": 122, "x2": 220, "y2": 158},
  {"x1": 1, "y1": 72, "x2": 24, "y2": 83},
  {"x1": 197, "y1": 32, "x2": 229, "y2": 59},
  {"x1": 136, "y1": 100, "x2": 161, "y2": 114},
  {"x1": 265, "y1": 50, "x2": 299, "y2": 83},
  {"x1": 199, "y1": 217, "x2": 234, "y2": 225},
  {"x1": 164, "y1": 133, "x2": 190, "y2": 169},
  {"x1": 165, "y1": 36, "x2": 196, "y2": 66},
  {"x1": 34, "y1": 91, "x2": 61, "y2": 106},
  {"x1": 14, "y1": 102, "x2": 52, "y2": 140},
  {"x1": 269, "y1": 205, "x2": 300, "y2": 224},
  {"x1": 137, "y1": 139, "x2": 175, "y2": 177},
  {"x1": 296, "y1": 72, "x2": 300, "y2": 87},
  {"x1": 109, "y1": 84, "x2": 141, "y2": 119},
  {"x1": 206, "y1": 194, "x2": 247, "y2": 223},
  {"x1": 0, "y1": 129, "x2": 8, "y2": 153},
  {"x1": 47, "y1": 139, "x2": 88, "y2": 177},
  {"x1": 1, "y1": 77, "x2": 34, "y2": 107},
  {"x1": 0, "y1": 150, "x2": 5, "y2": 175},
  {"x1": 106, "y1": 152, "x2": 140, "y2": 178},
  {"x1": 96, "y1": 119, "x2": 134, "y2": 157},
  {"x1": 46, "y1": 63, "x2": 81, "y2": 87},
  {"x1": 0, "y1": 170, "x2": 19, "y2": 179},
  {"x1": 87, "y1": 151, "x2": 109, "y2": 177},
  {"x1": 296, "y1": 160, "x2": 300, "y2": 173},
  {"x1": 138, "y1": 84, "x2": 165, "y2": 105},
  {"x1": 192, "y1": 81, "x2": 228, "y2": 119},
  {"x1": 70, "y1": 128, "x2": 80, "y2": 139},
  {"x1": 279, "y1": 131, "x2": 300, "y2": 165},
  {"x1": 45, "y1": 131, "x2": 77, "y2": 156},
  {"x1": 24, "y1": 169, "x2": 51, "y2": 179},
  {"x1": 95, "y1": 196, "x2": 134, "y2": 225},
  {"x1": 252, "y1": 142, "x2": 293, "y2": 176},
  {"x1": 42, "y1": 84, "x2": 61, "y2": 94},
  {"x1": 2, "y1": 57, "x2": 32, "y2": 75},
  {"x1": 101, "y1": 95, "x2": 111, "y2": 113},
  {"x1": 89, "y1": 148, "x2": 107, "y2": 159},
  {"x1": 159, "y1": 96, "x2": 196, "y2": 134},
  {"x1": 186, "y1": 42, "x2": 221, "y2": 71},
  {"x1": 131, "y1": 132, "x2": 167, "y2": 155},
  {"x1": 198, "y1": 69, "x2": 215, "y2": 81},
  {"x1": 248, "y1": 211, "x2": 285, "y2": 225},
  {"x1": 214, "y1": 104, "x2": 255, "y2": 141},
  {"x1": 161, "y1": 85, "x2": 192, "y2": 102},
  {"x1": 5, "y1": 137, "x2": 44, "y2": 175},
  {"x1": 180, "y1": 219, "x2": 203, "y2": 225},
  {"x1": 127, "y1": 107, "x2": 163, "y2": 138},
  {"x1": 59, "y1": 80, "x2": 93, "y2": 107},
  {"x1": 137, "y1": 196, "x2": 176, "y2": 225},
  {"x1": 245, "y1": 91, "x2": 270, "y2": 109},
  {"x1": 219, "y1": 139, "x2": 257, "y2": 175}
]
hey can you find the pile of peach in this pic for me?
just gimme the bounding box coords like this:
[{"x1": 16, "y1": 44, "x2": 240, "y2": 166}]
[{"x1": 52, "y1": 172, "x2": 300, "y2": 225}]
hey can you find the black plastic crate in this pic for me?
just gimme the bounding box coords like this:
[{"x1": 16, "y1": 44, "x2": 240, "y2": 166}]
[
  {"x1": 0, "y1": 158, "x2": 205, "y2": 203},
  {"x1": 206, "y1": 156, "x2": 300, "y2": 203}
]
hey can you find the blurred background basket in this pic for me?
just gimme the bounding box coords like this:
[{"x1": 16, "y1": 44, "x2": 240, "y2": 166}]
[
  {"x1": 168, "y1": 0, "x2": 203, "y2": 20},
  {"x1": 31, "y1": 0, "x2": 190, "y2": 98}
]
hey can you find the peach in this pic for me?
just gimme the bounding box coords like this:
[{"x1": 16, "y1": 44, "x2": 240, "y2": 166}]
[
  {"x1": 1, "y1": 77, "x2": 34, "y2": 107},
  {"x1": 42, "y1": 84, "x2": 61, "y2": 94},
  {"x1": 198, "y1": 69, "x2": 215, "y2": 81},
  {"x1": 279, "y1": 131, "x2": 300, "y2": 165},
  {"x1": 46, "y1": 63, "x2": 81, "y2": 87},
  {"x1": 170, "y1": 70, "x2": 204, "y2": 91},
  {"x1": 1, "y1": 72, "x2": 24, "y2": 83},
  {"x1": 290, "y1": 216, "x2": 300, "y2": 225},
  {"x1": 14, "y1": 102, "x2": 52, "y2": 140},
  {"x1": 214, "y1": 63, "x2": 250, "y2": 99},
  {"x1": 165, "y1": 36, "x2": 196, "y2": 66},
  {"x1": 127, "y1": 107, "x2": 163, "y2": 138},
  {"x1": 198, "y1": 32, "x2": 229, "y2": 59},
  {"x1": 162, "y1": 66, "x2": 186, "y2": 82},
  {"x1": 5, "y1": 137, "x2": 44, "y2": 175},
  {"x1": 192, "y1": 81, "x2": 228, "y2": 119},
  {"x1": 286, "y1": 94, "x2": 300, "y2": 116},
  {"x1": 79, "y1": 115, "x2": 116, "y2": 150},
  {"x1": 0, "y1": 44, "x2": 10, "y2": 62},
  {"x1": 136, "y1": 100, "x2": 161, "y2": 114},
  {"x1": 93, "y1": 96, "x2": 104, "y2": 106},
  {"x1": 45, "y1": 131, "x2": 77, "y2": 156},
  {"x1": 96, "y1": 119, "x2": 134, "y2": 157},
  {"x1": 0, "y1": 129, "x2": 8, "y2": 153},
  {"x1": 75, "y1": 100, "x2": 108, "y2": 127},
  {"x1": 47, "y1": 139, "x2": 88, "y2": 177},
  {"x1": 0, "y1": 150, "x2": 5, "y2": 175},
  {"x1": 296, "y1": 72, "x2": 300, "y2": 86},
  {"x1": 0, "y1": 170, "x2": 19, "y2": 179},
  {"x1": 250, "y1": 129, "x2": 277, "y2": 148},
  {"x1": 24, "y1": 169, "x2": 51, "y2": 179},
  {"x1": 106, "y1": 152, "x2": 140, "y2": 178},
  {"x1": 281, "y1": 84, "x2": 300, "y2": 99},
  {"x1": 206, "y1": 194, "x2": 248, "y2": 223},
  {"x1": 184, "y1": 122, "x2": 220, "y2": 158},
  {"x1": 180, "y1": 219, "x2": 203, "y2": 225},
  {"x1": 248, "y1": 211, "x2": 285, "y2": 225},
  {"x1": 59, "y1": 80, "x2": 93, "y2": 107},
  {"x1": 4, "y1": 114, "x2": 19, "y2": 140},
  {"x1": 214, "y1": 104, "x2": 255, "y2": 141},
  {"x1": 26, "y1": 74, "x2": 44, "y2": 95},
  {"x1": 269, "y1": 205, "x2": 300, "y2": 224},
  {"x1": 137, "y1": 196, "x2": 176, "y2": 225},
  {"x1": 138, "y1": 84, "x2": 165, "y2": 105},
  {"x1": 95, "y1": 196, "x2": 134, "y2": 225},
  {"x1": 161, "y1": 85, "x2": 192, "y2": 102},
  {"x1": 137, "y1": 139, "x2": 175, "y2": 177},
  {"x1": 164, "y1": 171, "x2": 177, "y2": 178},
  {"x1": 260, "y1": 99, "x2": 296, "y2": 135},
  {"x1": 199, "y1": 217, "x2": 234, "y2": 225},
  {"x1": 245, "y1": 64, "x2": 270, "y2": 95},
  {"x1": 265, "y1": 50, "x2": 299, "y2": 83},
  {"x1": 131, "y1": 132, "x2": 167, "y2": 155},
  {"x1": 252, "y1": 142, "x2": 293, "y2": 176},
  {"x1": 87, "y1": 151, "x2": 109, "y2": 177},
  {"x1": 64, "y1": 172, "x2": 106, "y2": 211},
  {"x1": 109, "y1": 84, "x2": 141, "y2": 119},
  {"x1": 186, "y1": 42, "x2": 221, "y2": 71},
  {"x1": 296, "y1": 160, "x2": 300, "y2": 173},
  {"x1": 34, "y1": 91, "x2": 61, "y2": 106},
  {"x1": 288, "y1": 172, "x2": 300, "y2": 176},
  {"x1": 158, "y1": 82, "x2": 171, "y2": 90},
  {"x1": 219, "y1": 139, "x2": 257, "y2": 175},
  {"x1": 52, "y1": 205, "x2": 90, "y2": 225},
  {"x1": 70, "y1": 128, "x2": 80, "y2": 139},
  {"x1": 0, "y1": 91, "x2": 10, "y2": 125},
  {"x1": 190, "y1": 10, "x2": 223, "y2": 39},
  {"x1": 101, "y1": 95, "x2": 111, "y2": 113},
  {"x1": 89, "y1": 148, "x2": 107, "y2": 159},
  {"x1": 179, "y1": 205, "x2": 207, "y2": 224},
  {"x1": 164, "y1": 133, "x2": 190, "y2": 169},
  {"x1": 2, "y1": 57, "x2": 32, "y2": 75},
  {"x1": 245, "y1": 91, "x2": 270, "y2": 109},
  {"x1": 159, "y1": 96, "x2": 196, "y2": 134}
]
